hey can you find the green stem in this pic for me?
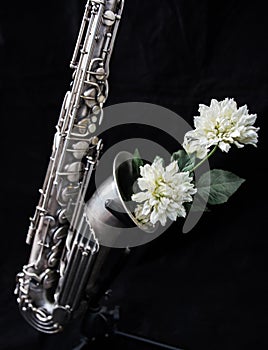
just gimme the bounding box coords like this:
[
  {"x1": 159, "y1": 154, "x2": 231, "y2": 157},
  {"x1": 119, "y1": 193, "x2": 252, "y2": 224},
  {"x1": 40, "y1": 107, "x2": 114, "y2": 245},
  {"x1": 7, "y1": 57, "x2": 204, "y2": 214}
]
[{"x1": 190, "y1": 145, "x2": 218, "y2": 172}]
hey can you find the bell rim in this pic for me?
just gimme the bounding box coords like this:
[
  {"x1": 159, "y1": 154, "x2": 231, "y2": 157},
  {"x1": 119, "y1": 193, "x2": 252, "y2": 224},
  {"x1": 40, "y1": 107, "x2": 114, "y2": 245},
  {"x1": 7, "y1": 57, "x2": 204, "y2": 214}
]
[{"x1": 113, "y1": 151, "x2": 157, "y2": 233}]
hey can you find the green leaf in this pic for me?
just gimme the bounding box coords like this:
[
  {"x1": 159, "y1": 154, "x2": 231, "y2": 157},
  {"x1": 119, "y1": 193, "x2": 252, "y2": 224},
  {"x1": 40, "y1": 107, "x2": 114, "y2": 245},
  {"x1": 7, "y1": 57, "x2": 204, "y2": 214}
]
[
  {"x1": 184, "y1": 194, "x2": 210, "y2": 213},
  {"x1": 132, "y1": 148, "x2": 143, "y2": 177},
  {"x1": 197, "y1": 169, "x2": 246, "y2": 205},
  {"x1": 171, "y1": 150, "x2": 195, "y2": 172}
]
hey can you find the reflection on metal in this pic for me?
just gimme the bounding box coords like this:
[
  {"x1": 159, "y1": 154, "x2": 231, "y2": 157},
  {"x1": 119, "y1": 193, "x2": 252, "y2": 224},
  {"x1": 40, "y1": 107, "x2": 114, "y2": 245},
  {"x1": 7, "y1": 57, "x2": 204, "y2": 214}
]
[{"x1": 15, "y1": 0, "x2": 125, "y2": 333}]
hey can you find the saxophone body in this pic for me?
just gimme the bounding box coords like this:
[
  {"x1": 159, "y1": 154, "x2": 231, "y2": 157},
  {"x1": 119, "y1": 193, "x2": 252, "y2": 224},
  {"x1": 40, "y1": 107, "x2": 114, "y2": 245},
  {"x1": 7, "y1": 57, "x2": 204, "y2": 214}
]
[{"x1": 15, "y1": 0, "x2": 125, "y2": 334}]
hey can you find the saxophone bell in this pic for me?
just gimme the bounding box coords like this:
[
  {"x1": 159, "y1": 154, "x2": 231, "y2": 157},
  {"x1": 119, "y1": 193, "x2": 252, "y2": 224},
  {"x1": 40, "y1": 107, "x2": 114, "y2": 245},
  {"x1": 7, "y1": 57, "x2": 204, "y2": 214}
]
[{"x1": 86, "y1": 151, "x2": 156, "y2": 247}]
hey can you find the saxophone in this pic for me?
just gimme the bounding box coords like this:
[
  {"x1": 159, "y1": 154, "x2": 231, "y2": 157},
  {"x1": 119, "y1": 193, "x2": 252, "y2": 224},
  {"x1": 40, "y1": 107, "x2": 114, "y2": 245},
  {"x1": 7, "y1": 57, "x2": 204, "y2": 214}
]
[{"x1": 15, "y1": 0, "x2": 126, "y2": 334}]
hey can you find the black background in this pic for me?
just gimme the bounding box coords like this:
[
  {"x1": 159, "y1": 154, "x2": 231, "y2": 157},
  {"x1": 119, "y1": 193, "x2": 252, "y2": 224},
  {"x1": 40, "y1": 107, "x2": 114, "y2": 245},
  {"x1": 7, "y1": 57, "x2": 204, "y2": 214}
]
[{"x1": 0, "y1": 1, "x2": 268, "y2": 349}]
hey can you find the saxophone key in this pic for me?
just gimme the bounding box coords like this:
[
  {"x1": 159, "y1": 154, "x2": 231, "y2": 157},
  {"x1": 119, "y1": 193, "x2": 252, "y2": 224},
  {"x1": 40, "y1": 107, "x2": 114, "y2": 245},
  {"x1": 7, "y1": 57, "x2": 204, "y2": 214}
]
[
  {"x1": 76, "y1": 118, "x2": 89, "y2": 135},
  {"x1": 72, "y1": 141, "x2": 90, "y2": 159},
  {"x1": 43, "y1": 270, "x2": 58, "y2": 289},
  {"x1": 26, "y1": 224, "x2": 35, "y2": 245},
  {"x1": 97, "y1": 94, "x2": 105, "y2": 103},
  {"x1": 61, "y1": 162, "x2": 85, "y2": 182},
  {"x1": 52, "y1": 226, "x2": 68, "y2": 244},
  {"x1": 83, "y1": 88, "x2": 97, "y2": 108},
  {"x1": 91, "y1": 136, "x2": 99, "y2": 145},
  {"x1": 60, "y1": 185, "x2": 80, "y2": 204},
  {"x1": 96, "y1": 67, "x2": 106, "y2": 80},
  {"x1": 103, "y1": 10, "x2": 116, "y2": 26},
  {"x1": 58, "y1": 209, "x2": 68, "y2": 224},
  {"x1": 77, "y1": 104, "x2": 88, "y2": 119},
  {"x1": 88, "y1": 123, "x2": 97, "y2": 134},
  {"x1": 92, "y1": 104, "x2": 101, "y2": 114}
]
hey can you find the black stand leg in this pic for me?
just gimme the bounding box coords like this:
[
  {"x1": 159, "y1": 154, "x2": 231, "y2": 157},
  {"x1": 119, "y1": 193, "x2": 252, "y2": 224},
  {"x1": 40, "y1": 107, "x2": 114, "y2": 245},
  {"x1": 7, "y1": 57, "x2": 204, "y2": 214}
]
[
  {"x1": 72, "y1": 336, "x2": 88, "y2": 350},
  {"x1": 114, "y1": 330, "x2": 184, "y2": 350},
  {"x1": 73, "y1": 303, "x2": 184, "y2": 350}
]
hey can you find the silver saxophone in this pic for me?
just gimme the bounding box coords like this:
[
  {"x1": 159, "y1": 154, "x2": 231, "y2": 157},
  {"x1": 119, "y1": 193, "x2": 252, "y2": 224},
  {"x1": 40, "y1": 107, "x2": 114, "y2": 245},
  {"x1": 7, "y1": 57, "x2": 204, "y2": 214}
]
[{"x1": 15, "y1": 0, "x2": 127, "y2": 334}]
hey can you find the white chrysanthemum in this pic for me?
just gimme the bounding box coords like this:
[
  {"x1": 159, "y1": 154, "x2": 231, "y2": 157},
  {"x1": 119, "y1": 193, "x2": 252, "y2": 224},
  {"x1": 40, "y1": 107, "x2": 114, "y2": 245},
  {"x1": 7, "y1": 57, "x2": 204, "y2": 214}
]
[
  {"x1": 134, "y1": 205, "x2": 151, "y2": 225},
  {"x1": 131, "y1": 158, "x2": 196, "y2": 226},
  {"x1": 183, "y1": 98, "x2": 259, "y2": 158}
]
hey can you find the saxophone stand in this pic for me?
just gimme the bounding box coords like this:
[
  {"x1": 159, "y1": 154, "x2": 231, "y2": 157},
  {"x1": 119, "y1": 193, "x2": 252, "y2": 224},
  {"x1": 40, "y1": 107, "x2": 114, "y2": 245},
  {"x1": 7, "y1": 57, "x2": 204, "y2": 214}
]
[{"x1": 73, "y1": 301, "x2": 184, "y2": 350}]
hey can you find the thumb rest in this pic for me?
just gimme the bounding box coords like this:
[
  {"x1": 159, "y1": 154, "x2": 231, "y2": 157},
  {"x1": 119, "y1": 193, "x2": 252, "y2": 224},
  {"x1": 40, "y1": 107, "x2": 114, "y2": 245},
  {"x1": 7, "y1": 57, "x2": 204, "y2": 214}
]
[{"x1": 14, "y1": 0, "x2": 134, "y2": 334}]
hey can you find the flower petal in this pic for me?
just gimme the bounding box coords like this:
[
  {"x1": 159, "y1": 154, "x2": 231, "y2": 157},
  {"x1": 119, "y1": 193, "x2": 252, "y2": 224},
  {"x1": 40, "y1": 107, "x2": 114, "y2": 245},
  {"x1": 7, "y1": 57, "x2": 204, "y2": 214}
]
[{"x1": 132, "y1": 191, "x2": 149, "y2": 203}]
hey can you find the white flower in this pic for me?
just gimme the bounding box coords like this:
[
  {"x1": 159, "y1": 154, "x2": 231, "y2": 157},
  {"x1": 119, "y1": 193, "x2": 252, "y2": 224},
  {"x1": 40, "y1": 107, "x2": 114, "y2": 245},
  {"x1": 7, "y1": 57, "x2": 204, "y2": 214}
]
[
  {"x1": 134, "y1": 205, "x2": 151, "y2": 225},
  {"x1": 183, "y1": 98, "x2": 259, "y2": 158},
  {"x1": 132, "y1": 158, "x2": 197, "y2": 226}
]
